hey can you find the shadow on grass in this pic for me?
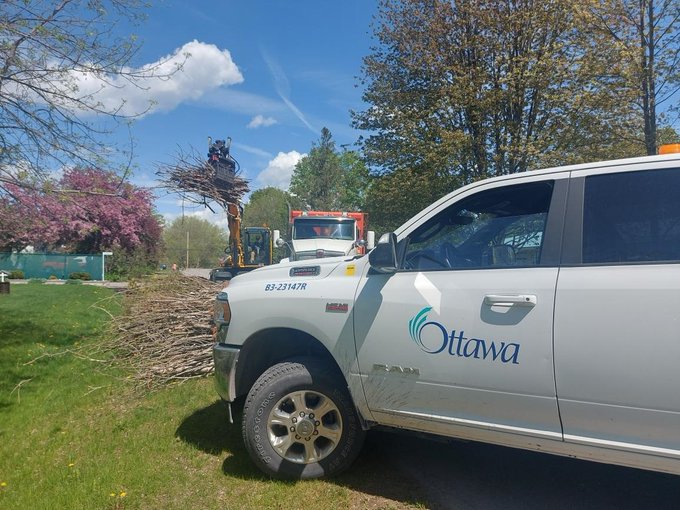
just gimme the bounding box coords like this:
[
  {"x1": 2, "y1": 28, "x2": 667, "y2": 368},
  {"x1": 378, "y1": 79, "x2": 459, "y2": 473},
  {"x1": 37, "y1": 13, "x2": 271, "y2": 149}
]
[
  {"x1": 177, "y1": 400, "x2": 430, "y2": 506},
  {"x1": 175, "y1": 399, "x2": 271, "y2": 480},
  {"x1": 0, "y1": 318, "x2": 92, "y2": 349},
  {"x1": 177, "y1": 399, "x2": 680, "y2": 510},
  {"x1": 175, "y1": 399, "x2": 243, "y2": 456}
]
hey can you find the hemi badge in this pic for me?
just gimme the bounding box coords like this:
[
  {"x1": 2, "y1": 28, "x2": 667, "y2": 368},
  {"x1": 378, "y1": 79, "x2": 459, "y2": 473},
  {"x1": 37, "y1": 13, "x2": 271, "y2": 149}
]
[
  {"x1": 290, "y1": 266, "x2": 320, "y2": 277},
  {"x1": 325, "y1": 302, "x2": 349, "y2": 313}
]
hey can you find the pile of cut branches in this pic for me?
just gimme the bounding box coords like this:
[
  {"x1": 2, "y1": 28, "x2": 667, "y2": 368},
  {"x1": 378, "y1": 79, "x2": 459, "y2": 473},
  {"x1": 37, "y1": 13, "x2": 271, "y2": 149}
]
[
  {"x1": 105, "y1": 273, "x2": 223, "y2": 387},
  {"x1": 155, "y1": 148, "x2": 249, "y2": 210}
]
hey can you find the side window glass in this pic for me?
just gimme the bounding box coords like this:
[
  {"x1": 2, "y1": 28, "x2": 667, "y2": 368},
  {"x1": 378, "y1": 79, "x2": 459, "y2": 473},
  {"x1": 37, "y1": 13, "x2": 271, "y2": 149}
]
[
  {"x1": 401, "y1": 181, "x2": 554, "y2": 271},
  {"x1": 583, "y1": 168, "x2": 680, "y2": 264}
]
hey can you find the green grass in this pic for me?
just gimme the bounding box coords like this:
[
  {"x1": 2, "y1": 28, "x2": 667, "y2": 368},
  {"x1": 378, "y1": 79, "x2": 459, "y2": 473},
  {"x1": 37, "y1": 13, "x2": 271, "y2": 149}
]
[{"x1": 0, "y1": 285, "x2": 425, "y2": 509}]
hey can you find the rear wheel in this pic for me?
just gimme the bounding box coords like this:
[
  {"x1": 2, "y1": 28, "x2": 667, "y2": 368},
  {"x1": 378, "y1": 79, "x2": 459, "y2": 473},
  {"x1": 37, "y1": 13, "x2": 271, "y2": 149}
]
[{"x1": 242, "y1": 358, "x2": 365, "y2": 479}]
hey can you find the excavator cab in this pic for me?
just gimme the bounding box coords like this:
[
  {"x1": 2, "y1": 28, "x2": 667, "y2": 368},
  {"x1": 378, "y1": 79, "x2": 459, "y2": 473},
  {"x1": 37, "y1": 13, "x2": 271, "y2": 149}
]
[
  {"x1": 243, "y1": 227, "x2": 273, "y2": 266},
  {"x1": 210, "y1": 227, "x2": 273, "y2": 281}
]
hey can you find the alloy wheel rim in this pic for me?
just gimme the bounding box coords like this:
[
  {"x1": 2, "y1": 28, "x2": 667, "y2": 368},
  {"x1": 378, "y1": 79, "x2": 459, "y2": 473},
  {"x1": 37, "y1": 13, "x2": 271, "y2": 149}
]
[{"x1": 267, "y1": 389, "x2": 343, "y2": 464}]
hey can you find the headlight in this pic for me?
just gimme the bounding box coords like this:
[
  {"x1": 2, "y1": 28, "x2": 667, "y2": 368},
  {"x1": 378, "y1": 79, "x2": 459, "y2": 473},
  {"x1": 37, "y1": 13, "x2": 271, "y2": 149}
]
[{"x1": 214, "y1": 291, "x2": 231, "y2": 324}]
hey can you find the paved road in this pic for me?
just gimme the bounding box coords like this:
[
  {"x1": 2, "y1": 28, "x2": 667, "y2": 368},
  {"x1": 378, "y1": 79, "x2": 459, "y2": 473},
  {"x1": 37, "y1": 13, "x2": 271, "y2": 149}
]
[
  {"x1": 181, "y1": 268, "x2": 212, "y2": 279},
  {"x1": 8, "y1": 279, "x2": 127, "y2": 289},
  {"x1": 364, "y1": 430, "x2": 680, "y2": 509}
]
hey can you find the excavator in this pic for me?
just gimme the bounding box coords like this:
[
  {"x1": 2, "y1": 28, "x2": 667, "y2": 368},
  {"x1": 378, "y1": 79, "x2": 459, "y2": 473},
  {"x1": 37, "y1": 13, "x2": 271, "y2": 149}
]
[{"x1": 207, "y1": 138, "x2": 278, "y2": 282}]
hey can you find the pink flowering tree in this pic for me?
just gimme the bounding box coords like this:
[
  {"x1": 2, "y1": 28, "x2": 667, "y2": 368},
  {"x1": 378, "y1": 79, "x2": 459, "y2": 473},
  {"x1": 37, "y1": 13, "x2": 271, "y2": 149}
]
[{"x1": 0, "y1": 168, "x2": 162, "y2": 260}]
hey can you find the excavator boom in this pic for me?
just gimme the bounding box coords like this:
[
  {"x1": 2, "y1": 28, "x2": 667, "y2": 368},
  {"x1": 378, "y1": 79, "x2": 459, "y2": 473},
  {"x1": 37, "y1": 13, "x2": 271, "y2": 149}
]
[
  {"x1": 226, "y1": 202, "x2": 245, "y2": 268},
  {"x1": 207, "y1": 136, "x2": 275, "y2": 281}
]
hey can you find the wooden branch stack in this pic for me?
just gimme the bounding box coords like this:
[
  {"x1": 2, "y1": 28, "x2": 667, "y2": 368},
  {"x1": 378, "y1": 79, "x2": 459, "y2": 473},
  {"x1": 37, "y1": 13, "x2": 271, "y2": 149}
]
[
  {"x1": 107, "y1": 274, "x2": 223, "y2": 387},
  {"x1": 119, "y1": 146, "x2": 248, "y2": 387},
  {"x1": 155, "y1": 149, "x2": 249, "y2": 210}
]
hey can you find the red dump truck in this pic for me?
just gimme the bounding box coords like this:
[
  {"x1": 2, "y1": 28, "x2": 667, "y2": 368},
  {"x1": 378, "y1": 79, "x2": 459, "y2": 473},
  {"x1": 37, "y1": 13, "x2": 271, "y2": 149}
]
[{"x1": 278, "y1": 210, "x2": 375, "y2": 262}]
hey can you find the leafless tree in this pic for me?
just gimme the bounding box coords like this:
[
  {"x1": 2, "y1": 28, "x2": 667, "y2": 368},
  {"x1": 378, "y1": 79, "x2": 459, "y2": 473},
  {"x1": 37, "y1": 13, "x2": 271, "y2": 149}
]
[{"x1": 0, "y1": 0, "x2": 180, "y2": 192}]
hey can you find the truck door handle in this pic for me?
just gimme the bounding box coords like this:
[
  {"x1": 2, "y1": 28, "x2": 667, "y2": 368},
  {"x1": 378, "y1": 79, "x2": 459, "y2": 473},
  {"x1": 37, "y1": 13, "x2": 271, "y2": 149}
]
[{"x1": 484, "y1": 294, "x2": 537, "y2": 307}]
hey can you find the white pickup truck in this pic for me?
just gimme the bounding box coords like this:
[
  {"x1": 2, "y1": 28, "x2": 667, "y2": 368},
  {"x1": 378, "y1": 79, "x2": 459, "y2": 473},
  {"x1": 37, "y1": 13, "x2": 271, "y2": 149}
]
[{"x1": 213, "y1": 147, "x2": 680, "y2": 479}]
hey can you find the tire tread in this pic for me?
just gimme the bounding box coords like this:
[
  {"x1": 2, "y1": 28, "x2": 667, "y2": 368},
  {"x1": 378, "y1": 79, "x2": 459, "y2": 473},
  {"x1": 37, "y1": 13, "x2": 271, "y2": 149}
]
[{"x1": 241, "y1": 358, "x2": 364, "y2": 479}]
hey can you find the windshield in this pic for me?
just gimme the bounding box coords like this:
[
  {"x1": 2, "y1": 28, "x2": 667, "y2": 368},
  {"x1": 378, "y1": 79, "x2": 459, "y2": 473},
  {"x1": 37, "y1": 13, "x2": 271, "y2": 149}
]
[{"x1": 292, "y1": 219, "x2": 355, "y2": 240}]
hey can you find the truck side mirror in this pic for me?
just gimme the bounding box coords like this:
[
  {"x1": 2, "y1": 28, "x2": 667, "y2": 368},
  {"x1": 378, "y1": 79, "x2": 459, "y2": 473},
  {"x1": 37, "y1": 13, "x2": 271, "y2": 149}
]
[
  {"x1": 273, "y1": 230, "x2": 280, "y2": 246},
  {"x1": 368, "y1": 233, "x2": 398, "y2": 274},
  {"x1": 366, "y1": 231, "x2": 375, "y2": 250}
]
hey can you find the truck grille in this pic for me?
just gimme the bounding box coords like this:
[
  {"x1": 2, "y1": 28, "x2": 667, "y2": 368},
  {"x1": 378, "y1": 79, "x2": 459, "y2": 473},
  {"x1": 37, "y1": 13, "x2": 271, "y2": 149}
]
[{"x1": 296, "y1": 250, "x2": 344, "y2": 260}]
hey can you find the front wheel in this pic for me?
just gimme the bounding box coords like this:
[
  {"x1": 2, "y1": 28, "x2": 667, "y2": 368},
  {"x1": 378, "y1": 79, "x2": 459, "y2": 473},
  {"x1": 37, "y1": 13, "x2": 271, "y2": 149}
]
[{"x1": 242, "y1": 359, "x2": 365, "y2": 479}]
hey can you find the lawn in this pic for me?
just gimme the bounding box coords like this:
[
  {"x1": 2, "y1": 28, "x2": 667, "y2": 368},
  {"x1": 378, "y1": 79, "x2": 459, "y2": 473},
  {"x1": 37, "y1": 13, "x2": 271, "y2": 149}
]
[{"x1": 0, "y1": 285, "x2": 425, "y2": 509}]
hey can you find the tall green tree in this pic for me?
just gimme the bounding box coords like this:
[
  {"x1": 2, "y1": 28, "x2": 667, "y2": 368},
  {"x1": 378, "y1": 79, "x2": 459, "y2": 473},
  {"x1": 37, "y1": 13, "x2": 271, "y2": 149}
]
[
  {"x1": 338, "y1": 151, "x2": 372, "y2": 211},
  {"x1": 289, "y1": 128, "x2": 370, "y2": 211},
  {"x1": 365, "y1": 167, "x2": 454, "y2": 235},
  {"x1": 162, "y1": 216, "x2": 227, "y2": 269},
  {"x1": 289, "y1": 128, "x2": 343, "y2": 210},
  {"x1": 242, "y1": 187, "x2": 302, "y2": 238},
  {"x1": 354, "y1": 0, "x2": 637, "y2": 216},
  {"x1": 579, "y1": 0, "x2": 680, "y2": 155},
  {"x1": 658, "y1": 126, "x2": 680, "y2": 145}
]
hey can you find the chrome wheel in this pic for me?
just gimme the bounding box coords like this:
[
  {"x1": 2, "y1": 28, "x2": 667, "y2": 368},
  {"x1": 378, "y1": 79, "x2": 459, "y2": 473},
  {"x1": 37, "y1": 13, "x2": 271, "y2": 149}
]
[
  {"x1": 267, "y1": 390, "x2": 342, "y2": 464},
  {"x1": 243, "y1": 359, "x2": 365, "y2": 479}
]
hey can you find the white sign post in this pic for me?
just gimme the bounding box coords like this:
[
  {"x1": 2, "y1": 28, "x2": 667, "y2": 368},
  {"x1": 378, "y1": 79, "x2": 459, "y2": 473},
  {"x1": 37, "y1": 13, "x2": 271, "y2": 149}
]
[
  {"x1": 0, "y1": 270, "x2": 9, "y2": 294},
  {"x1": 101, "y1": 252, "x2": 113, "y2": 281}
]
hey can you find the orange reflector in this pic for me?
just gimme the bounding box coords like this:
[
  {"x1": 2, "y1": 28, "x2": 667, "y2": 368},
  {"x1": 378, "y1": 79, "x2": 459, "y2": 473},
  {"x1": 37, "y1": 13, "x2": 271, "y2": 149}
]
[
  {"x1": 659, "y1": 144, "x2": 680, "y2": 155},
  {"x1": 221, "y1": 302, "x2": 231, "y2": 323}
]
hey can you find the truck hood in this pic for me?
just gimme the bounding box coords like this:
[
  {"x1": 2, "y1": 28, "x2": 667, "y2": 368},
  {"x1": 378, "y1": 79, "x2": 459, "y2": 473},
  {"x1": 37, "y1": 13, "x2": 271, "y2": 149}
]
[
  {"x1": 290, "y1": 238, "x2": 354, "y2": 255},
  {"x1": 226, "y1": 255, "x2": 353, "y2": 286}
]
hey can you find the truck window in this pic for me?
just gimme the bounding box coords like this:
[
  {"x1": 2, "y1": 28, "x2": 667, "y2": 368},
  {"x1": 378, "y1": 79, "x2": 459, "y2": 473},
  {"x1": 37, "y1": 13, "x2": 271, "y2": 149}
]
[
  {"x1": 293, "y1": 219, "x2": 355, "y2": 240},
  {"x1": 583, "y1": 168, "x2": 680, "y2": 264},
  {"x1": 401, "y1": 181, "x2": 554, "y2": 271}
]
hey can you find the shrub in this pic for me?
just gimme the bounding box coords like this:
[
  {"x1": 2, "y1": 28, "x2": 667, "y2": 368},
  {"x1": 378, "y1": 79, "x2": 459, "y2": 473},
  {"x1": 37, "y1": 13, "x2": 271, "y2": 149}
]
[
  {"x1": 106, "y1": 246, "x2": 158, "y2": 281},
  {"x1": 106, "y1": 272, "x2": 123, "y2": 282},
  {"x1": 9, "y1": 270, "x2": 25, "y2": 279},
  {"x1": 48, "y1": 274, "x2": 58, "y2": 280},
  {"x1": 69, "y1": 272, "x2": 91, "y2": 280}
]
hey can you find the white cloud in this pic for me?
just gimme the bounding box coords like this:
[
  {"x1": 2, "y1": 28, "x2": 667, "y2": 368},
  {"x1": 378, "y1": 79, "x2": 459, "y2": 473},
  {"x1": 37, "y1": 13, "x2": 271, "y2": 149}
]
[
  {"x1": 247, "y1": 115, "x2": 278, "y2": 129},
  {"x1": 162, "y1": 208, "x2": 229, "y2": 230},
  {"x1": 255, "y1": 151, "x2": 305, "y2": 190},
  {"x1": 67, "y1": 40, "x2": 243, "y2": 117},
  {"x1": 187, "y1": 209, "x2": 230, "y2": 229}
]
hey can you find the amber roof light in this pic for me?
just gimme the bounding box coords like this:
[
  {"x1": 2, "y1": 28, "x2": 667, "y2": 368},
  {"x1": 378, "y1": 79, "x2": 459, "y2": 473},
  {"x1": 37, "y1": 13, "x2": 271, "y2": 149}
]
[{"x1": 659, "y1": 144, "x2": 680, "y2": 155}]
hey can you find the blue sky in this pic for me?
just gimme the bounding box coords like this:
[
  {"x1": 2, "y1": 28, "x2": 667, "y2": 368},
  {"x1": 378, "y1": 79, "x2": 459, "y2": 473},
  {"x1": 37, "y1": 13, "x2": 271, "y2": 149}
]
[
  {"x1": 95, "y1": 1, "x2": 678, "y2": 229},
  {"x1": 103, "y1": 1, "x2": 377, "y2": 227}
]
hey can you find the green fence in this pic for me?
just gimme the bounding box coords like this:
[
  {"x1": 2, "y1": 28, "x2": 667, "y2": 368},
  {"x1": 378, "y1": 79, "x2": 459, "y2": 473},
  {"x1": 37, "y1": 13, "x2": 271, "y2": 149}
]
[{"x1": 0, "y1": 252, "x2": 103, "y2": 280}]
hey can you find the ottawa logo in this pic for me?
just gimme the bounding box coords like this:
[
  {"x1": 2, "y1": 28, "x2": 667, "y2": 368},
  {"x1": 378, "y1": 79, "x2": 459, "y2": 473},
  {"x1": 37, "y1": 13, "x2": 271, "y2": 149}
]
[{"x1": 408, "y1": 307, "x2": 520, "y2": 364}]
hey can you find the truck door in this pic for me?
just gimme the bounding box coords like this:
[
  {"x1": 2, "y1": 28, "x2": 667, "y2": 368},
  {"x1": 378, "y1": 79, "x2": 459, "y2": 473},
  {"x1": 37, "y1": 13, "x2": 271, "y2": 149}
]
[
  {"x1": 353, "y1": 176, "x2": 567, "y2": 444},
  {"x1": 555, "y1": 166, "x2": 680, "y2": 456}
]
